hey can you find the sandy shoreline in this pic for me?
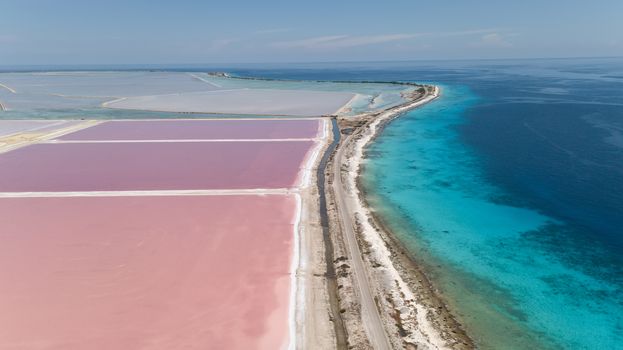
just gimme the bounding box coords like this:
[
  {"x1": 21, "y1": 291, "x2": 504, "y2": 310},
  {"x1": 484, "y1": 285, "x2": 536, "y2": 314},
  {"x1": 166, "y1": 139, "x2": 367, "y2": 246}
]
[
  {"x1": 327, "y1": 86, "x2": 475, "y2": 349},
  {"x1": 294, "y1": 117, "x2": 339, "y2": 349}
]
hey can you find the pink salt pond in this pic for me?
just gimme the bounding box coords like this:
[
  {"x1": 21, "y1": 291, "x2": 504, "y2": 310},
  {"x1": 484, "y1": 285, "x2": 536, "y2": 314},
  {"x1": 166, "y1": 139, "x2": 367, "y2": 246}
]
[
  {"x1": 0, "y1": 141, "x2": 315, "y2": 192},
  {"x1": 59, "y1": 119, "x2": 322, "y2": 141},
  {"x1": 0, "y1": 195, "x2": 295, "y2": 350}
]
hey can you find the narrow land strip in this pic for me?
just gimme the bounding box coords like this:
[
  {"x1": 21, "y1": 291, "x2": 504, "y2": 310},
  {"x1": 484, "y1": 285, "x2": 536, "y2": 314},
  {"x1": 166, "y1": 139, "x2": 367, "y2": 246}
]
[
  {"x1": 329, "y1": 85, "x2": 475, "y2": 349},
  {"x1": 327, "y1": 85, "x2": 472, "y2": 349},
  {"x1": 188, "y1": 73, "x2": 223, "y2": 88},
  {"x1": 332, "y1": 119, "x2": 392, "y2": 350},
  {"x1": 0, "y1": 121, "x2": 101, "y2": 154},
  {"x1": 0, "y1": 83, "x2": 16, "y2": 93},
  {"x1": 315, "y1": 118, "x2": 349, "y2": 348}
]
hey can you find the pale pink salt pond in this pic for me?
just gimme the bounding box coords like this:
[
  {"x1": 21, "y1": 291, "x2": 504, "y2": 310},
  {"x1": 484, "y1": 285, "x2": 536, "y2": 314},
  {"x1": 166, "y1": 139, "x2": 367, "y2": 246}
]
[
  {"x1": 0, "y1": 141, "x2": 314, "y2": 192},
  {"x1": 0, "y1": 195, "x2": 295, "y2": 350},
  {"x1": 59, "y1": 119, "x2": 322, "y2": 141}
]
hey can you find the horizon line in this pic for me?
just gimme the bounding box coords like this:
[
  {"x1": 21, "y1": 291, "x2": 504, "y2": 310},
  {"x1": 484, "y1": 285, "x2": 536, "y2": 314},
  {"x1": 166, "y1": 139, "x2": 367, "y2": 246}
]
[{"x1": 0, "y1": 55, "x2": 621, "y2": 70}]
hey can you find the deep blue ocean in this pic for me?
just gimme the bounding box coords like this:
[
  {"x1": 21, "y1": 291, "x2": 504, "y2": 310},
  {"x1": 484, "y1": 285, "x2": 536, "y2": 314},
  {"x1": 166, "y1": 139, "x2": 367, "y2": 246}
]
[{"x1": 234, "y1": 58, "x2": 623, "y2": 349}]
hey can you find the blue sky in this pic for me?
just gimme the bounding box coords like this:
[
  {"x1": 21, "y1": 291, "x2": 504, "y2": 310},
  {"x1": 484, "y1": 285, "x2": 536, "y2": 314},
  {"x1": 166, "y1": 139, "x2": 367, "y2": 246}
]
[{"x1": 1, "y1": 0, "x2": 622, "y2": 65}]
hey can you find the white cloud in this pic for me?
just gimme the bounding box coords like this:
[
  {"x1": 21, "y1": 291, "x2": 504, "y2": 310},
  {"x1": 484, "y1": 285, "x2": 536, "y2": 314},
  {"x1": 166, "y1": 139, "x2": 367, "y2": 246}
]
[
  {"x1": 273, "y1": 34, "x2": 422, "y2": 49},
  {"x1": 0, "y1": 34, "x2": 17, "y2": 44},
  {"x1": 209, "y1": 38, "x2": 241, "y2": 50},
  {"x1": 272, "y1": 35, "x2": 350, "y2": 48},
  {"x1": 476, "y1": 33, "x2": 512, "y2": 48},
  {"x1": 272, "y1": 29, "x2": 502, "y2": 50},
  {"x1": 327, "y1": 34, "x2": 422, "y2": 47},
  {"x1": 254, "y1": 28, "x2": 291, "y2": 35}
]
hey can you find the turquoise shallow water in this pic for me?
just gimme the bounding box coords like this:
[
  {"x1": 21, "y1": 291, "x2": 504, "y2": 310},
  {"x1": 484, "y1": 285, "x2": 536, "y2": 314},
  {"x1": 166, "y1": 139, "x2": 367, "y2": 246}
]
[{"x1": 362, "y1": 83, "x2": 623, "y2": 349}]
